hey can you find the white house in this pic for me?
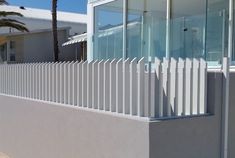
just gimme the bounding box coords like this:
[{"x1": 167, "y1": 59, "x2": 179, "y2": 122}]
[{"x1": 0, "y1": 5, "x2": 87, "y2": 63}]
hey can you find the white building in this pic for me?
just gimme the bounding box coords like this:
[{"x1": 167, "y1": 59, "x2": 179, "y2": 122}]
[{"x1": 0, "y1": 5, "x2": 87, "y2": 63}]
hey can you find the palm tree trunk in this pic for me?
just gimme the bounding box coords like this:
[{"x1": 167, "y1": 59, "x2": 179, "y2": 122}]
[{"x1": 52, "y1": 0, "x2": 59, "y2": 62}]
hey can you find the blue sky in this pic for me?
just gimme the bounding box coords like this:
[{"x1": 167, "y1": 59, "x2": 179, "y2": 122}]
[{"x1": 8, "y1": 0, "x2": 88, "y2": 13}]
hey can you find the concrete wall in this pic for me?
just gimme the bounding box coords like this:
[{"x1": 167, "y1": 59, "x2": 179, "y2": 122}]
[
  {"x1": 0, "y1": 96, "x2": 149, "y2": 158},
  {"x1": 0, "y1": 72, "x2": 234, "y2": 158}
]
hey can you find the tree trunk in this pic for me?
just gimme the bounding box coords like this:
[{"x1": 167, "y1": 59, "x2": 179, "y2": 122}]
[{"x1": 52, "y1": 0, "x2": 59, "y2": 62}]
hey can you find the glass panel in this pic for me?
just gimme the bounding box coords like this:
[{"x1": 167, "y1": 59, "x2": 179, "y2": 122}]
[
  {"x1": 127, "y1": 0, "x2": 166, "y2": 61},
  {"x1": 171, "y1": 0, "x2": 207, "y2": 59},
  {"x1": 94, "y1": 0, "x2": 123, "y2": 60},
  {"x1": 206, "y1": 0, "x2": 229, "y2": 65}
]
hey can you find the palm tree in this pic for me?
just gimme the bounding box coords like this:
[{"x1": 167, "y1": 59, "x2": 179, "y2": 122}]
[
  {"x1": 0, "y1": 0, "x2": 28, "y2": 32},
  {"x1": 52, "y1": 0, "x2": 59, "y2": 62}
]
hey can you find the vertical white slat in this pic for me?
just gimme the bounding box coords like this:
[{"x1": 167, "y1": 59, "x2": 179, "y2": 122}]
[
  {"x1": 199, "y1": 58, "x2": 207, "y2": 114},
  {"x1": 26, "y1": 64, "x2": 29, "y2": 97},
  {"x1": 24, "y1": 64, "x2": 27, "y2": 97},
  {"x1": 60, "y1": 62, "x2": 65, "y2": 104},
  {"x1": 77, "y1": 61, "x2": 83, "y2": 107},
  {"x1": 116, "y1": 59, "x2": 123, "y2": 113},
  {"x1": 123, "y1": 59, "x2": 130, "y2": 115},
  {"x1": 55, "y1": 62, "x2": 60, "y2": 103},
  {"x1": 162, "y1": 58, "x2": 170, "y2": 117},
  {"x1": 175, "y1": 58, "x2": 184, "y2": 116},
  {"x1": 52, "y1": 62, "x2": 57, "y2": 102},
  {"x1": 137, "y1": 58, "x2": 145, "y2": 117},
  {"x1": 67, "y1": 62, "x2": 73, "y2": 105},
  {"x1": 64, "y1": 62, "x2": 69, "y2": 104},
  {"x1": 87, "y1": 61, "x2": 94, "y2": 108},
  {"x1": 110, "y1": 59, "x2": 117, "y2": 112},
  {"x1": 34, "y1": 63, "x2": 39, "y2": 99},
  {"x1": 184, "y1": 58, "x2": 192, "y2": 116},
  {"x1": 130, "y1": 58, "x2": 137, "y2": 116},
  {"x1": 44, "y1": 63, "x2": 49, "y2": 101},
  {"x1": 192, "y1": 59, "x2": 200, "y2": 114},
  {"x1": 92, "y1": 60, "x2": 99, "y2": 109},
  {"x1": 104, "y1": 60, "x2": 110, "y2": 111},
  {"x1": 144, "y1": 62, "x2": 150, "y2": 117},
  {"x1": 32, "y1": 63, "x2": 36, "y2": 99},
  {"x1": 169, "y1": 58, "x2": 177, "y2": 116},
  {"x1": 82, "y1": 61, "x2": 88, "y2": 108},
  {"x1": 15, "y1": 64, "x2": 18, "y2": 96},
  {"x1": 48, "y1": 63, "x2": 51, "y2": 102},
  {"x1": 98, "y1": 60, "x2": 104, "y2": 110},
  {"x1": 72, "y1": 61, "x2": 78, "y2": 106},
  {"x1": 28, "y1": 64, "x2": 32, "y2": 98},
  {"x1": 41, "y1": 63, "x2": 45, "y2": 100}
]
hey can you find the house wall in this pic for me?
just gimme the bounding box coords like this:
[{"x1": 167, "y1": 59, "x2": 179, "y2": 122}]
[
  {"x1": 0, "y1": 71, "x2": 234, "y2": 158},
  {"x1": 0, "y1": 18, "x2": 87, "y2": 36},
  {"x1": 22, "y1": 29, "x2": 76, "y2": 62}
]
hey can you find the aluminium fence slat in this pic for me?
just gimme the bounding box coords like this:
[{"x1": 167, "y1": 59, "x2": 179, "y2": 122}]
[
  {"x1": 52, "y1": 63, "x2": 56, "y2": 102},
  {"x1": 97, "y1": 60, "x2": 104, "y2": 110},
  {"x1": 199, "y1": 59, "x2": 207, "y2": 114},
  {"x1": 169, "y1": 58, "x2": 177, "y2": 116},
  {"x1": 175, "y1": 58, "x2": 184, "y2": 116},
  {"x1": 77, "y1": 61, "x2": 83, "y2": 107},
  {"x1": 130, "y1": 58, "x2": 137, "y2": 116},
  {"x1": 72, "y1": 61, "x2": 78, "y2": 106},
  {"x1": 137, "y1": 58, "x2": 145, "y2": 117},
  {"x1": 155, "y1": 58, "x2": 162, "y2": 117},
  {"x1": 123, "y1": 59, "x2": 130, "y2": 115},
  {"x1": 184, "y1": 58, "x2": 192, "y2": 116},
  {"x1": 144, "y1": 62, "x2": 151, "y2": 117},
  {"x1": 162, "y1": 58, "x2": 169, "y2": 117},
  {"x1": 116, "y1": 59, "x2": 123, "y2": 113},
  {"x1": 192, "y1": 59, "x2": 200, "y2": 114},
  {"x1": 104, "y1": 60, "x2": 110, "y2": 111},
  {"x1": 64, "y1": 62, "x2": 69, "y2": 104},
  {"x1": 110, "y1": 59, "x2": 117, "y2": 112},
  {"x1": 92, "y1": 60, "x2": 99, "y2": 109},
  {"x1": 55, "y1": 62, "x2": 60, "y2": 103},
  {"x1": 87, "y1": 61, "x2": 94, "y2": 108},
  {"x1": 82, "y1": 61, "x2": 88, "y2": 108},
  {"x1": 59, "y1": 62, "x2": 65, "y2": 103},
  {"x1": 68, "y1": 62, "x2": 74, "y2": 105}
]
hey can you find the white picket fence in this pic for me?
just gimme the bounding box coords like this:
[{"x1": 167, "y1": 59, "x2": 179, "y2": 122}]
[{"x1": 0, "y1": 58, "x2": 207, "y2": 119}]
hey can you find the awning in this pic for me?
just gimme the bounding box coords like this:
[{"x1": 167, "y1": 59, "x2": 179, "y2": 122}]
[{"x1": 62, "y1": 33, "x2": 87, "y2": 46}]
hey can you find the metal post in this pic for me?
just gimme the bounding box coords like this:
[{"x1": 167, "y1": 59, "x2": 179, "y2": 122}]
[
  {"x1": 222, "y1": 1, "x2": 233, "y2": 158},
  {"x1": 228, "y1": 0, "x2": 233, "y2": 60},
  {"x1": 123, "y1": 0, "x2": 127, "y2": 59},
  {"x1": 166, "y1": 0, "x2": 171, "y2": 59}
]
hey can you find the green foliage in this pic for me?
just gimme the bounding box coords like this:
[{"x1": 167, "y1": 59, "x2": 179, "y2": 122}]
[{"x1": 0, "y1": 0, "x2": 28, "y2": 32}]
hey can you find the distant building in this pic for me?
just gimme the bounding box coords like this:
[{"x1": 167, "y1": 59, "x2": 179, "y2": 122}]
[{"x1": 0, "y1": 5, "x2": 87, "y2": 63}]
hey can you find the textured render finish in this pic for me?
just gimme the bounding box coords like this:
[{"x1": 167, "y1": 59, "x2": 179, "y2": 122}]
[
  {"x1": 149, "y1": 72, "x2": 223, "y2": 158},
  {"x1": 0, "y1": 96, "x2": 149, "y2": 158}
]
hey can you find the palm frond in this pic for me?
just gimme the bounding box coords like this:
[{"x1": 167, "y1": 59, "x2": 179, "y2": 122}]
[
  {"x1": 0, "y1": 0, "x2": 8, "y2": 5},
  {"x1": 0, "y1": 19, "x2": 29, "y2": 32},
  {"x1": 0, "y1": 11, "x2": 23, "y2": 17}
]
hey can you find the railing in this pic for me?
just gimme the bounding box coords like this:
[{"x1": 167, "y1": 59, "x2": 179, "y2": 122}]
[{"x1": 0, "y1": 58, "x2": 207, "y2": 119}]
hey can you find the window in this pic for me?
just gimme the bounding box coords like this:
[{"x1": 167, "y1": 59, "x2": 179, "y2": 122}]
[{"x1": 0, "y1": 43, "x2": 7, "y2": 62}]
